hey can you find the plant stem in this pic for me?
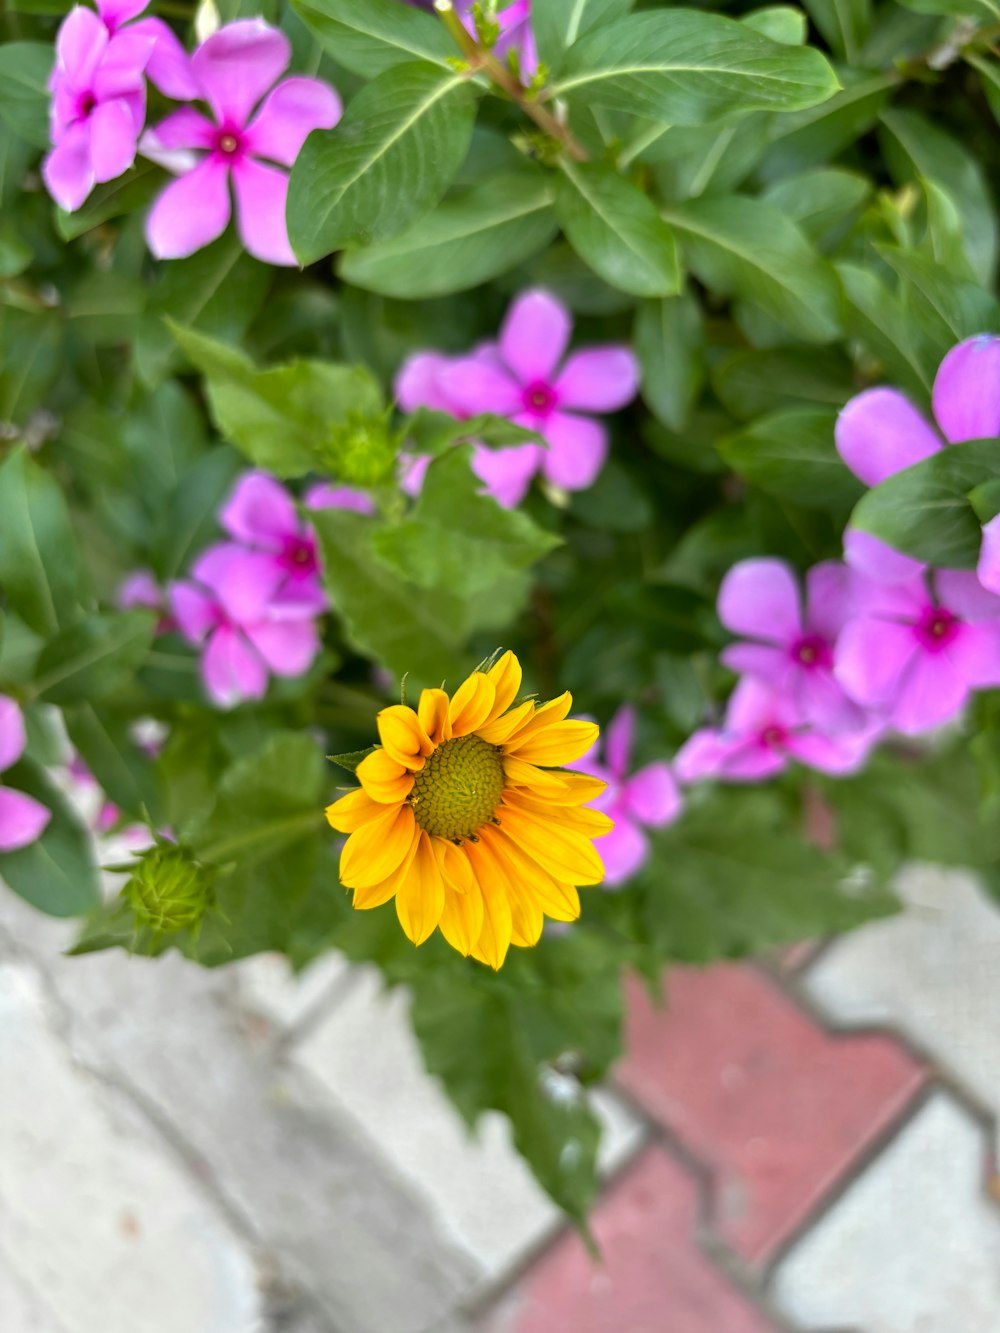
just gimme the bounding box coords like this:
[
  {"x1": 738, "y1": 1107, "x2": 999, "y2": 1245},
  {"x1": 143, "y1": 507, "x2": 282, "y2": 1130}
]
[{"x1": 433, "y1": 0, "x2": 588, "y2": 162}]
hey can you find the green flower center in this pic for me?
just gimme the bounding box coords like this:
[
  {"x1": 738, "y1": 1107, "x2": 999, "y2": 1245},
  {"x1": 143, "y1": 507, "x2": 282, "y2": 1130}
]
[{"x1": 410, "y1": 734, "x2": 505, "y2": 841}]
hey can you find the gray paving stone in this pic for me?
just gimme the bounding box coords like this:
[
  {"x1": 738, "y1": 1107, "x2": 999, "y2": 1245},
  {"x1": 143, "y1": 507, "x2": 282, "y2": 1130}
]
[{"x1": 0, "y1": 890, "x2": 477, "y2": 1333}]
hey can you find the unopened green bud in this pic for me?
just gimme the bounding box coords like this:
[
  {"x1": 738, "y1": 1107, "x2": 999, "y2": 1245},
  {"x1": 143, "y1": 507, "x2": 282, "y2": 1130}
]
[
  {"x1": 325, "y1": 412, "x2": 397, "y2": 486},
  {"x1": 121, "y1": 846, "x2": 216, "y2": 935}
]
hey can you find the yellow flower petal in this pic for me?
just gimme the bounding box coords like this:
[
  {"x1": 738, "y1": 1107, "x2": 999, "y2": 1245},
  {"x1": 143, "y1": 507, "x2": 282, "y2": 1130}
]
[
  {"x1": 395, "y1": 831, "x2": 445, "y2": 946},
  {"x1": 449, "y1": 670, "x2": 496, "y2": 736},
  {"x1": 550, "y1": 771, "x2": 608, "y2": 806},
  {"x1": 433, "y1": 837, "x2": 476, "y2": 895},
  {"x1": 499, "y1": 690, "x2": 573, "y2": 748},
  {"x1": 356, "y1": 748, "x2": 415, "y2": 804},
  {"x1": 484, "y1": 650, "x2": 522, "y2": 722},
  {"x1": 504, "y1": 788, "x2": 615, "y2": 837},
  {"x1": 497, "y1": 804, "x2": 606, "y2": 885},
  {"x1": 352, "y1": 833, "x2": 421, "y2": 909},
  {"x1": 340, "y1": 802, "x2": 418, "y2": 888},
  {"x1": 438, "y1": 880, "x2": 485, "y2": 956},
  {"x1": 477, "y1": 699, "x2": 536, "y2": 745},
  {"x1": 473, "y1": 828, "x2": 542, "y2": 947},
  {"x1": 325, "y1": 786, "x2": 384, "y2": 833},
  {"x1": 464, "y1": 840, "x2": 512, "y2": 970},
  {"x1": 418, "y1": 688, "x2": 452, "y2": 746},
  {"x1": 377, "y1": 705, "x2": 434, "y2": 769},
  {"x1": 487, "y1": 825, "x2": 582, "y2": 923},
  {"x1": 506, "y1": 719, "x2": 600, "y2": 768},
  {"x1": 501, "y1": 754, "x2": 571, "y2": 794}
]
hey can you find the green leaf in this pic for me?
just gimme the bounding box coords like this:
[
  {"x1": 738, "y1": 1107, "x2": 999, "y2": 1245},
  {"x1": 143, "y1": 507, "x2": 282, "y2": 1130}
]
[
  {"x1": 966, "y1": 52, "x2": 1000, "y2": 130},
  {"x1": 761, "y1": 166, "x2": 871, "y2": 248},
  {"x1": 532, "y1": 0, "x2": 634, "y2": 73},
  {"x1": 741, "y1": 5, "x2": 808, "y2": 43},
  {"x1": 836, "y1": 261, "x2": 931, "y2": 396},
  {"x1": 373, "y1": 447, "x2": 560, "y2": 597},
  {"x1": 328, "y1": 746, "x2": 377, "y2": 774},
  {"x1": 0, "y1": 757, "x2": 101, "y2": 917},
  {"x1": 662, "y1": 195, "x2": 841, "y2": 343},
  {"x1": 633, "y1": 292, "x2": 705, "y2": 432},
  {"x1": 288, "y1": 63, "x2": 477, "y2": 265},
  {"x1": 760, "y1": 69, "x2": 897, "y2": 181},
  {"x1": 293, "y1": 0, "x2": 454, "y2": 77},
  {"x1": 0, "y1": 43, "x2": 53, "y2": 147},
  {"x1": 313, "y1": 509, "x2": 469, "y2": 683},
  {"x1": 135, "y1": 234, "x2": 273, "y2": 387},
  {"x1": 851, "y1": 438, "x2": 1000, "y2": 569},
  {"x1": 553, "y1": 160, "x2": 680, "y2": 298},
  {"x1": 64, "y1": 704, "x2": 165, "y2": 823},
  {"x1": 896, "y1": 0, "x2": 999, "y2": 25},
  {"x1": 338, "y1": 172, "x2": 558, "y2": 298},
  {"x1": 801, "y1": 0, "x2": 871, "y2": 63},
  {"x1": 55, "y1": 161, "x2": 162, "y2": 242},
  {"x1": 151, "y1": 447, "x2": 242, "y2": 583},
  {"x1": 0, "y1": 448, "x2": 88, "y2": 637},
  {"x1": 547, "y1": 10, "x2": 840, "y2": 123},
  {"x1": 167, "y1": 323, "x2": 384, "y2": 477},
  {"x1": 875, "y1": 246, "x2": 1000, "y2": 371},
  {"x1": 879, "y1": 108, "x2": 998, "y2": 286},
  {"x1": 0, "y1": 306, "x2": 64, "y2": 430},
  {"x1": 719, "y1": 407, "x2": 863, "y2": 508},
  {"x1": 636, "y1": 785, "x2": 896, "y2": 963},
  {"x1": 33, "y1": 611, "x2": 156, "y2": 704},
  {"x1": 712, "y1": 346, "x2": 854, "y2": 420}
]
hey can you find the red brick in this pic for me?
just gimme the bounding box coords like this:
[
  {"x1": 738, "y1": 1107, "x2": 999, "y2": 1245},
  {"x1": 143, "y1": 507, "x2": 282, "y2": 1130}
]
[
  {"x1": 495, "y1": 1147, "x2": 777, "y2": 1333},
  {"x1": 617, "y1": 965, "x2": 925, "y2": 1266}
]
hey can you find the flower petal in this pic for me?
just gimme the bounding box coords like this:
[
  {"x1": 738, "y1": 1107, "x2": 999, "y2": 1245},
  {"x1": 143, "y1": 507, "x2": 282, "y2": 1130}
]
[
  {"x1": 340, "y1": 801, "x2": 417, "y2": 888},
  {"x1": 201, "y1": 626, "x2": 267, "y2": 708},
  {"x1": 834, "y1": 616, "x2": 915, "y2": 707},
  {"x1": 55, "y1": 7, "x2": 108, "y2": 88},
  {"x1": 220, "y1": 471, "x2": 297, "y2": 548},
  {"x1": 506, "y1": 719, "x2": 599, "y2": 767},
  {"x1": 244, "y1": 75, "x2": 342, "y2": 167},
  {"x1": 468, "y1": 828, "x2": 543, "y2": 948},
  {"x1": 356, "y1": 748, "x2": 414, "y2": 804},
  {"x1": 417, "y1": 688, "x2": 452, "y2": 746},
  {"x1": 192, "y1": 543, "x2": 284, "y2": 622},
  {"x1": 603, "y1": 704, "x2": 634, "y2": 778},
  {"x1": 0, "y1": 697, "x2": 27, "y2": 774},
  {"x1": 471, "y1": 442, "x2": 541, "y2": 508},
  {"x1": 437, "y1": 357, "x2": 522, "y2": 417},
  {"x1": 232, "y1": 157, "x2": 295, "y2": 265},
  {"x1": 624, "y1": 762, "x2": 681, "y2": 826},
  {"x1": 146, "y1": 155, "x2": 231, "y2": 260},
  {"x1": 325, "y1": 785, "x2": 383, "y2": 833},
  {"x1": 947, "y1": 621, "x2": 1000, "y2": 690},
  {"x1": 395, "y1": 352, "x2": 460, "y2": 415},
  {"x1": 142, "y1": 106, "x2": 216, "y2": 152},
  {"x1": 892, "y1": 651, "x2": 969, "y2": 735},
  {"x1": 932, "y1": 335, "x2": 1000, "y2": 443},
  {"x1": 805, "y1": 560, "x2": 855, "y2": 641},
  {"x1": 0, "y1": 787, "x2": 51, "y2": 852},
  {"x1": 490, "y1": 825, "x2": 582, "y2": 922},
  {"x1": 718, "y1": 557, "x2": 801, "y2": 644},
  {"x1": 92, "y1": 29, "x2": 153, "y2": 100},
  {"x1": 843, "y1": 528, "x2": 926, "y2": 586},
  {"x1": 438, "y1": 876, "x2": 485, "y2": 956},
  {"x1": 304, "y1": 483, "x2": 375, "y2": 515},
  {"x1": 131, "y1": 16, "x2": 199, "y2": 98},
  {"x1": 835, "y1": 387, "x2": 942, "y2": 486},
  {"x1": 785, "y1": 728, "x2": 874, "y2": 775},
  {"x1": 554, "y1": 347, "x2": 639, "y2": 412},
  {"x1": 497, "y1": 804, "x2": 606, "y2": 885},
  {"x1": 540, "y1": 412, "x2": 607, "y2": 491},
  {"x1": 352, "y1": 832, "x2": 420, "y2": 909},
  {"x1": 720, "y1": 642, "x2": 790, "y2": 684},
  {"x1": 477, "y1": 698, "x2": 536, "y2": 745},
  {"x1": 377, "y1": 705, "x2": 434, "y2": 769},
  {"x1": 595, "y1": 817, "x2": 649, "y2": 886},
  {"x1": 393, "y1": 830, "x2": 445, "y2": 945},
  {"x1": 499, "y1": 289, "x2": 572, "y2": 385},
  {"x1": 168, "y1": 581, "x2": 219, "y2": 644},
  {"x1": 97, "y1": 0, "x2": 149, "y2": 32},
  {"x1": 242, "y1": 619, "x2": 320, "y2": 677},
  {"x1": 43, "y1": 121, "x2": 95, "y2": 213},
  {"x1": 978, "y1": 514, "x2": 1000, "y2": 598},
  {"x1": 448, "y1": 670, "x2": 496, "y2": 736},
  {"x1": 88, "y1": 96, "x2": 139, "y2": 183},
  {"x1": 484, "y1": 650, "x2": 522, "y2": 722},
  {"x1": 190, "y1": 19, "x2": 290, "y2": 127},
  {"x1": 935, "y1": 568, "x2": 1000, "y2": 622}
]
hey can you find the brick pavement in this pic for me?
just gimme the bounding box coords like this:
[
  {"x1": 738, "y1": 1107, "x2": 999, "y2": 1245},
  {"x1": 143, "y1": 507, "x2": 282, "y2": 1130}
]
[{"x1": 3, "y1": 861, "x2": 1000, "y2": 1333}]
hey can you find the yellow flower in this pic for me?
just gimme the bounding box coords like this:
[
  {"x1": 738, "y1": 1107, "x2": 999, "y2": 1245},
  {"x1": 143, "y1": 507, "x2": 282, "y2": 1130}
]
[{"x1": 325, "y1": 651, "x2": 613, "y2": 969}]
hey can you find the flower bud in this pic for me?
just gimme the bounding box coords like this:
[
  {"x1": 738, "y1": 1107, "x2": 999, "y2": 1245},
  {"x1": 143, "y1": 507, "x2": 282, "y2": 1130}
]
[
  {"x1": 324, "y1": 413, "x2": 397, "y2": 487},
  {"x1": 121, "y1": 846, "x2": 216, "y2": 935}
]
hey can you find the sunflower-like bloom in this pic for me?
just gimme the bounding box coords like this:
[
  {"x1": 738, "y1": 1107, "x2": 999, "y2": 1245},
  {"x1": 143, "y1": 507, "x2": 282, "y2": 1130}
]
[{"x1": 325, "y1": 651, "x2": 613, "y2": 968}]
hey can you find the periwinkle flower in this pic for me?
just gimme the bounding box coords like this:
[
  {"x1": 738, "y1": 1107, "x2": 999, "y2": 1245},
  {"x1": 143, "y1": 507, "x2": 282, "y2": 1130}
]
[
  {"x1": 219, "y1": 472, "x2": 328, "y2": 615},
  {"x1": 140, "y1": 20, "x2": 341, "y2": 264},
  {"x1": 0, "y1": 697, "x2": 51, "y2": 853}
]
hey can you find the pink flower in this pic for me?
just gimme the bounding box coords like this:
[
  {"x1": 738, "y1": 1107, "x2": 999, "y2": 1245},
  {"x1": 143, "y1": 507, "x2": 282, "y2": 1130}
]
[
  {"x1": 834, "y1": 567, "x2": 1000, "y2": 735},
  {"x1": 117, "y1": 567, "x2": 177, "y2": 632},
  {"x1": 169, "y1": 544, "x2": 322, "y2": 709},
  {"x1": 219, "y1": 472, "x2": 327, "y2": 615},
  {"x1": 94, "y1": 0, "x2": 197, "y2": 98},
  {"x1": 43, "y1": 8, "x2": 154, "y2": 211},
  {"x1": 396, "y1": 290, "x2": 639, "y2": 507},
  {"x1": 674, "y1": 679, "x2": 879, "y2": 785},
  {"x1": 718, "y1": 558, "x2": 869, "y2": 734},
  {"x1": 837, "y1": 334, "x2": 1000, "y2": 583},
  {"x1": 460, "y1": 0, "x2": 537, "y2": 79},
  {"x1": 0, "y1": 697, "x2": 51, "y2": 853},
  {"x1": 67, "y1": 754, "x2": 120, "y2": 832},
  {"x1": 577, "y1": 706, "x2": 681, "y2": 885},
  {"x1": 304, "y1": 481, "x2": 376, "y2": 517},
  {"x1": 140, "y1": 20, "x2": 341, "y2": 265}
]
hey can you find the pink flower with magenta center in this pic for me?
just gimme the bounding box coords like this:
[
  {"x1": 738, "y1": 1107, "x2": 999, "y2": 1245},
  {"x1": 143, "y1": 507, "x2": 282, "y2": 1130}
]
[
  {"x1": 834, "y1": 567, "x2": 1000, "y2": 735},
  {"x1": 0, "y1": 697, "x2": 52, "y2": 853},
  {"x1": 169, "y1": 543, "x2": 322, "y2": 709},
  {"x1": 576, "y1": 705, "x2": 681, "y2": 886},
  {"x1": 94, "y1": 0, "x2": 197, "y2": 97},
  {"x1": 718, "y1": 557, "x2": 868, "y2": 734},
  {"x1": 219, "y1": 472, "x2": 328, "y2": 616},
  {"x1": 140, "y1": 20, "x2": 341, "y2": 265},
  {"x1": 396, "y1": 290, "x2": 639, "y2": 507}
]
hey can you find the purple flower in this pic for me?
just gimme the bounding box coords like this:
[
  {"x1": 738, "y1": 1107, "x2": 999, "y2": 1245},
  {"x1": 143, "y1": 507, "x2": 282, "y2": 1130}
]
[
  {"x1": 43, "y1": 8, "x2": 154, "y2": 211},
  {"x1": 304, "y1": 481, "x2": 376, "y2": 517},
  {"x1": 837, "y1": 335, "x2": 1000, "y2": 583},
  {"x1": 834, "y1": 567, "x2": 1000, "y2": 735},
  {"x1": 169, "y1": 544, "x2": 321, "y2": 709},
  {"x1": 577, "y1": 706, "x2": 681, "y2": 885},
  {"x1": 718, "y1": 558, "x2": 868, "y2": 734},
  {"x1": 0, "y1": 697, "x2": 51, "y2": 853},
  {"x1": 219, "y1": 472, "x2": 328, "y2": 615},
  {"x1": 140, "y1": 20, "x2": 341, "y2": 265},
  {"x1": 396, "y1": 290, "x2": 639, "y2": 507},
  {"x1": 674, "y1": 679, "x2": 879, "y2": 785}
]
